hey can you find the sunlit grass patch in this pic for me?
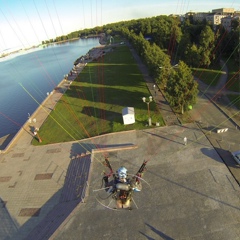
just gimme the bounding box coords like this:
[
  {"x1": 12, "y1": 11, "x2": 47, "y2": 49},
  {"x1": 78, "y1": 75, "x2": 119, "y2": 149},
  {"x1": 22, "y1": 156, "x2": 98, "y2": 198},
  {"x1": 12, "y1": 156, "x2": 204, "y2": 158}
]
[{"x1": 192, "y1": 67, "x2": 225, "y2": 86}]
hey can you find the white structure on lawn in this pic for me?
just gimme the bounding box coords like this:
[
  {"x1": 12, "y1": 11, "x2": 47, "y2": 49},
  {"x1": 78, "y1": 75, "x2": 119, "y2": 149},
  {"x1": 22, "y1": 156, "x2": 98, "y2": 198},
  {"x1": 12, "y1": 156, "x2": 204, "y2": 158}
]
[{"x1": 122, "y1": 107, "x2": 135, "y2": 125}]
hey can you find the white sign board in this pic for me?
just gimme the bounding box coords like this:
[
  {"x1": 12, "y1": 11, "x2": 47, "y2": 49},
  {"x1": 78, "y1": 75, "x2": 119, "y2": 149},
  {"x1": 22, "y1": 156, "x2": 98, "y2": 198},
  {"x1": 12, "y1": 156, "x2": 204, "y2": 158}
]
[{"x1": 122, "y1": 107, "x2": 135, "y2": 125}]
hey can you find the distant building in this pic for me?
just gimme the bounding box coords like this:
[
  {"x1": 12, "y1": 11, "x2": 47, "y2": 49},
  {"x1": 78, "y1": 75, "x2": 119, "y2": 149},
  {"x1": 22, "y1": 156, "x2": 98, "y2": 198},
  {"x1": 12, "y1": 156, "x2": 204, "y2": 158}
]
[
  {"x1": 184, "y1": 11, "x2": 195, "y2": 21},
  {"x1": 212, "y1": 8, "x2": 234, "y2": 15},
  {"x1": 234, "y1": 11, "x2": 240, "y2": 16},
  {"x1": 185, "y1": 11, "x2": 196, "y2": 18},
  {"x1": 221, "y1": 16, "x2": 233, "y2": 32},
  {"x1": 206, "y1": 12, "x2": 227, "y2": 30},
  {"x1": 177, "y1": 7, "x2": 238, "y2": 31},
  {"x1": 222, "y1": 15, "x2": 240, "y2": 32},
  {"x1": 193, "y1": 12, "x2": 209, "y2": 22}
]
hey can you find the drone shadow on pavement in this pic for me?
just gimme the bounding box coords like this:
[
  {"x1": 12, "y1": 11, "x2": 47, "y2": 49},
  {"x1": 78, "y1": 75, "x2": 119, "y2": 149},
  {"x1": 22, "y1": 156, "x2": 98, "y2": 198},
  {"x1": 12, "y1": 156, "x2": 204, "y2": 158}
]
[{"x1": 139, "y1": 223, "x2": 174, "y2": 240}]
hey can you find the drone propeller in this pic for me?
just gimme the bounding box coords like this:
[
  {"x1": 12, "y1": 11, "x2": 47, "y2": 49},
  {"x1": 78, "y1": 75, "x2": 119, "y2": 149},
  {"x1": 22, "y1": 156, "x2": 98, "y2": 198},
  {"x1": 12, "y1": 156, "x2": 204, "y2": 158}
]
[{"x1": 93, "y1": 174, "x2": 152, "y2": 211}]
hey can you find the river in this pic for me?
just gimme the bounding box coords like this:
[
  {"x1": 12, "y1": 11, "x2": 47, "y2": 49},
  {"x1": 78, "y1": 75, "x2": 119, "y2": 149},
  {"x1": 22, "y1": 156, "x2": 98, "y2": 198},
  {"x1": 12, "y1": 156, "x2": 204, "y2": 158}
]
[{"x1": 0, "y1": 38, "x2": 100, "y2": 138}]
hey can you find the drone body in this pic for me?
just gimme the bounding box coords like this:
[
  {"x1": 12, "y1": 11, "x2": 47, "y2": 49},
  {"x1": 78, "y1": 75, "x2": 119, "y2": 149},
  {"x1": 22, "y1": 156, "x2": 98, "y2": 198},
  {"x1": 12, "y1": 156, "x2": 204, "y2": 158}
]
[{"x1": 101, "y1": 158, "x2": 148, "y2": 210}]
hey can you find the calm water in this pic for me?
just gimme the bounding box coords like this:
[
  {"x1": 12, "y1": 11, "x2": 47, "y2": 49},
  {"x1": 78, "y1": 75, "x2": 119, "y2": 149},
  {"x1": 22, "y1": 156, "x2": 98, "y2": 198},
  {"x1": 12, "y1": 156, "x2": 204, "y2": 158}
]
[{"x1": 0, "y1": 38, "x2": 100, "y2": 138}]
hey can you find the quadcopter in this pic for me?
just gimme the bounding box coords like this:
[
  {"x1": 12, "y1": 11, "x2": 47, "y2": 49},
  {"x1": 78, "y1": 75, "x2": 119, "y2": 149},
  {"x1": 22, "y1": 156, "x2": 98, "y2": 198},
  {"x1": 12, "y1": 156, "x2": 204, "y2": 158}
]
[{"x1": 94, "y1": 157, "x2": 149, "y2": 210}]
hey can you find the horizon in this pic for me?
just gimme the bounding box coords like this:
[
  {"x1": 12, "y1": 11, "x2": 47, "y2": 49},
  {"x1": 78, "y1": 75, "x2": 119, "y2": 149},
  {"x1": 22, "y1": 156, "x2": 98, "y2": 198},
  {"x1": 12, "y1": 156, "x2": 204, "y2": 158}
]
[{"x1": 0, "y1": 0, "x2": 238, "y2": 53}]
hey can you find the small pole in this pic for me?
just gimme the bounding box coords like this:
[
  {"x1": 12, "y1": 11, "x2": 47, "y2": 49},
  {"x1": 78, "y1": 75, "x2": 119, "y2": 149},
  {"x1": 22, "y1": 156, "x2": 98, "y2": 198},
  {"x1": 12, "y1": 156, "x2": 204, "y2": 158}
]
[
  {"x1": 36, "y1": 132, "x2": 42, "y2": 143},
  {"x1": 142, "y1": 96, "x2": 152, "y2": 126},
  {"x1": 184, "y1": 137, "x2": 187, "y2": 145},
  {"x1": 34, "y1": 128, "x2": 42, "y2": 143}
]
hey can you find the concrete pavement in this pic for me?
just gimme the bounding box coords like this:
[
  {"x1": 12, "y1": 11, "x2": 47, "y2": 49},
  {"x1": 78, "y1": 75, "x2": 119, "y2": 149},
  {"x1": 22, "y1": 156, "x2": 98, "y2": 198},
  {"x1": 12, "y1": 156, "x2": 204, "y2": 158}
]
[{"x1": 0, "y1": 45, "x2": 240, "y2": 239}]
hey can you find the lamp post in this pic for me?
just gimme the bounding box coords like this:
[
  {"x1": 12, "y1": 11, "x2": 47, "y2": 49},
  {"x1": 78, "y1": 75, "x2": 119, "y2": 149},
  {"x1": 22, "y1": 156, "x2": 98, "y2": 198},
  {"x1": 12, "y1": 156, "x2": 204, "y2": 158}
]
[
  {"x1": 34, "y1": 127, "x2": 42, "y2": 143},
  {"x1": 142, "y1": 96, "x2": 153, "y2": 126},
  {"x1": 32, "y1": 118, "x2": 42, "y2": 143}
]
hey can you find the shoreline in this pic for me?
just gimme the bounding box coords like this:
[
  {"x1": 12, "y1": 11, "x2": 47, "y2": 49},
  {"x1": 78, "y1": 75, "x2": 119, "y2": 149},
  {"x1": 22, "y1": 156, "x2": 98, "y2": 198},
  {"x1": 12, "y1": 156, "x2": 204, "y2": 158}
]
[
  {"x1": 0, "y1": 36, "x2": 101, "y2": 60},
  {"x1": 0, "y1": 43, "x2": 109, "y2": 152},
  {"x1": 0, "y1": 38, "x2": 100, "y2": 137}
]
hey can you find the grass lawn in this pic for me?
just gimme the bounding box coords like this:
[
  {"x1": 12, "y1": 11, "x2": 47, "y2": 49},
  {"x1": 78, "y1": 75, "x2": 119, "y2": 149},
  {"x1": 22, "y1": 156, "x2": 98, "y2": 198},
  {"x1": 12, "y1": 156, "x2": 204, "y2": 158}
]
[
  {"x1": 192, "y1": 65, "x2": 225, "y2": 86},
  {"x1": 227, "y1": 94, "x2": 240, "y2": 109},
  {"x1": 224, "y1": 58, "x2": 240, "y2": 92},
  {"x1": 33, "y1": 45, "x2": 164, "y2": 145},
  {"x1": 192, "y1": 57, "x2": 240, "y2": 110}
]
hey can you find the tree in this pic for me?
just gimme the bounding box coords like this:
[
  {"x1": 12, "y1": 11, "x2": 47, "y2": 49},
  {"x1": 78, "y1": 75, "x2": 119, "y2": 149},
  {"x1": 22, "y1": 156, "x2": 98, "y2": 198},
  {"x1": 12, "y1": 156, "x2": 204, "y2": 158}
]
[
  {"x1": 165, "y1": 61, "x2": 199, "y2": 114},
  {"x1": 231, "y1": 19, "x2": 240, "y2": 64},
  {"x1": 178, "y1": 32, "x2": 191, "y2": 59},
  {"x1": 184, "y1": 43, "x2": 201, "y2": 67},
  {"x1": 198, "y1": 25, "x2": 215, "y2": 66}
]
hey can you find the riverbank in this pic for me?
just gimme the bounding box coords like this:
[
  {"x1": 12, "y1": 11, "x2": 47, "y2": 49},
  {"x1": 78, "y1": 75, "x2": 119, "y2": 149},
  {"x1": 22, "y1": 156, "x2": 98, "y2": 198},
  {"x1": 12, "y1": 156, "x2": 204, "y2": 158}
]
[
  {"x1": 0, "y1": 44, "x2": 108, "y2": 152},
  {"x1": 0, "y1": 37, "x2": 101, "y2": 60},
  {"x1": 0, "y1": 38, "x2": 100, "y2": 138}
]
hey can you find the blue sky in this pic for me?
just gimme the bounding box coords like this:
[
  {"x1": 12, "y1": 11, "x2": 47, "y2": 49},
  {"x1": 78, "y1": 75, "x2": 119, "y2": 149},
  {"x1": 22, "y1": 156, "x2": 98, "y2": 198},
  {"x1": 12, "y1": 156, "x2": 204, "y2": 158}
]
[{"x1": 0, "y1": 0, "x2": 238, "y2": 52}]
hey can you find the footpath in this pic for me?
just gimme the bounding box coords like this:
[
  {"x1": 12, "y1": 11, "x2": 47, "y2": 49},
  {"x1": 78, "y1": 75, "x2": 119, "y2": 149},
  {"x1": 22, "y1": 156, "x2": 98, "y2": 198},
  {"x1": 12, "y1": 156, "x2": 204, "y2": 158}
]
[{"x1": 127, "y1": 43, "x2": 180, "y2": 126}]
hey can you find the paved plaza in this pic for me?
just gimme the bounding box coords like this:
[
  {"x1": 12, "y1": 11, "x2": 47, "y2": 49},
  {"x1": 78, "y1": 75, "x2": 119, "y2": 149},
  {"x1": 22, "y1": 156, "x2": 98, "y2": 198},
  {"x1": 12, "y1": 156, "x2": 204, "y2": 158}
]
[
  {"x1": 53, "y1": 124, "x2": 240, "y2": 240},
  {"x1": 0, "y1": 123, "x2": 240, "y2": 239}
]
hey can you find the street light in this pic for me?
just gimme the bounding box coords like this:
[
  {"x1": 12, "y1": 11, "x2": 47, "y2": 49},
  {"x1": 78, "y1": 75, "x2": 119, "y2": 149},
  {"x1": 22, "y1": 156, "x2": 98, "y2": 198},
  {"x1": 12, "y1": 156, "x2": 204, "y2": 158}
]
[
  {"x1": 34, "y1": 127, "x2": 42, "y2": 143},
  {"x1": 142, "y1": 96, "x2": 153, "y2": 126},
  {"x1": 32, "y1": 118, "x2": 42, "y2": 143}
]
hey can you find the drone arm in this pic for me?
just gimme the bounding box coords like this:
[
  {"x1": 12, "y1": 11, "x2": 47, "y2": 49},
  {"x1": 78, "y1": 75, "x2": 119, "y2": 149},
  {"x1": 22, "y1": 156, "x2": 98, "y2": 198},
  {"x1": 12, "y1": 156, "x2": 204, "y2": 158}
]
[
  {"x1": 104, "y1": 157, "x2": 114, "y2": 177},
  {"x1": 135, "y1": 159, "x2": 149, "y2": 181}
]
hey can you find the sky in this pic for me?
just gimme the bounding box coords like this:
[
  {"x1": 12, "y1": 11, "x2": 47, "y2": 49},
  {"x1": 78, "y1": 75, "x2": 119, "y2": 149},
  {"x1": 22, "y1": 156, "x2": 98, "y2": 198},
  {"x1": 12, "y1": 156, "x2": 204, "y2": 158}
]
[{"x1": 0, "y1": 0, "x2": 239, "y2": 53}]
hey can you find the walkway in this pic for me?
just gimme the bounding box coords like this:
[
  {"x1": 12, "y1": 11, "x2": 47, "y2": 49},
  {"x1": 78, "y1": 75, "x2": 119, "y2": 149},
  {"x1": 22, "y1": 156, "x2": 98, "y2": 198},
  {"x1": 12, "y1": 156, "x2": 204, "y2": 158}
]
[
  {"x1": 196, "y1": 59, "x2": 240, "y2": 128},
  {"x1": 127, "y1": 42, "x2": 180, "y2": 126}
]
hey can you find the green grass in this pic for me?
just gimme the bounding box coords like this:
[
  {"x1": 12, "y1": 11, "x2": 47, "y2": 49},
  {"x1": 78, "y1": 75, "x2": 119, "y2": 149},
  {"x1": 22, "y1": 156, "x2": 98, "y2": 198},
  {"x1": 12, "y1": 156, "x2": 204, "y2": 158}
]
[
  {"x1": 33, "y1": 45, "x2": 164, "y2": 145},
  {"x1": 227, "y1": 94, "x2": 240, "y2": 109},
  {"x1": 192, "y1": 58, "x2": 240, "y2": 111},
  {"x1": 224, "y1": 58, "x2": 240, "y2": 92},
  {"x1": 192, "y1": 66, "x2": 225, "y2": 86}
]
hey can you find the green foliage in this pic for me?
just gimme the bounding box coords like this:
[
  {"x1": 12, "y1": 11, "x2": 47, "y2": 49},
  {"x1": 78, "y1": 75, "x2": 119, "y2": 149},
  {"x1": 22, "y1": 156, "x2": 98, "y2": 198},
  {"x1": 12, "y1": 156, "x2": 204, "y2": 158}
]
[
  {"x1": 100, "y1": 15, "x2": 182, "y2": 51},
  {"x1": 165, "y1": 61, "x2": 199, "y2": 114},
  {"x1": 179, "y1": 24, "x2": 216, "y2": 67},
  {"x1": 184, "y1": 43, "x2": 200, "y2": 67},
  {"x1": 198, "y1": 26, "x2": 215, "y2": 66},
  {"x1": 50, "y1": 13, "x2": 238, "y2": 69},
  {"x1": 224, "y1": 57, "x2": 240, "y2": 92},
  {"x1": 178, "y1": 32, "x2": 191, "y2": 59},
  {"x1": 120, "y1": 27, "x2": 171, "y2": 86},
  {"x1": 185, "y1": 24, "x2": 204, "y2": 44},
  {"x1": 227, "y1": 94, "x2": 240, "y2": 109}
]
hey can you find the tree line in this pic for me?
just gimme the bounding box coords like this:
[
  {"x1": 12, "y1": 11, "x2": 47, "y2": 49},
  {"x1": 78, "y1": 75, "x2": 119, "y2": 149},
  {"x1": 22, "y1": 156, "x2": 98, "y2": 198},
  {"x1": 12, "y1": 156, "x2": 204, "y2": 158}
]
[{"x1": 119, "y1": 24, "x2": 198, "y2": 114}]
